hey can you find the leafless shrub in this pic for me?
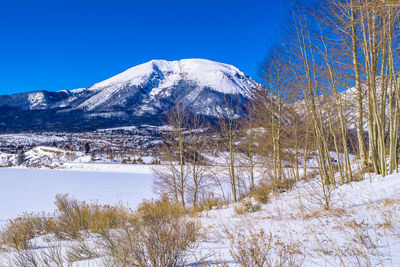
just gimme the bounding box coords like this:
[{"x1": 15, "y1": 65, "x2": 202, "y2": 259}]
[
  {"x1": 54, "y1": 194, "x2": 129, "y2": 239},
  {"x1": 9, "y1": 248, "x2": 41, "y2": 267},
  {"x1": 100, "y1": 197, "x2": 200, "y2": 266},
  {"x1": 8, "y1": 240, "x2": 66, "y2": 267},
  {"x1": 3, "y1": 196, "x2": 202, "y2": 266},
  {"x1": 305, "y1": 174, "x2": 336, "y2": 211},
  {"x1": 39, "y1": 241, "x2": 65, "y2": 266},
  {"x1": 1, "y1": 213, "x2": 46, "y2": 250},
  {"x1": 249, "y1": 182, "x2": 271, "y2": 204}
]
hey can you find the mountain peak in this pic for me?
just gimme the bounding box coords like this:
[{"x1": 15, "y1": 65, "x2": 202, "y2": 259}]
[
  {"x1": 88, "y1": 58, "x2": 254, "y2": 93},
  {"x1": 0, "y1": 59, "x2": 258, "y2": 131},
  {"x1": 77, "y1": 58, "x2": 256, "y2": 112}
]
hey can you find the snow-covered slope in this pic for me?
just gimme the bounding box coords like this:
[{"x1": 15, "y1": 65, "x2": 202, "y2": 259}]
[
  {"x1": 0, "y1": 152, "x2": 15, "y2": 167},
  {"x1": 85, "y1": 59, "x2": 252, "y2": 99},
  {"x1": 73, "y1": 58, "x2": 256, "y2": 117},
  {"x1": 0, "y1": 59, "x2": 258, "y2": 131},
  {"x1": 0, "y1": 146, "x2": 83, "y2": 168}
]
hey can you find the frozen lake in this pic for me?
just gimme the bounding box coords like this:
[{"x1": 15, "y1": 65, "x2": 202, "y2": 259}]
[{"x1": 0, "y1": 168, "x2": 155, "y2": 222}]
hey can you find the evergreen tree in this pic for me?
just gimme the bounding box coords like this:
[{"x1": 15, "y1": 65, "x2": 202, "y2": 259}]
[
  {"x1": 17, "y1": 150, "x2": 26, "y2": 165},
  {"x1": 84, "y1": 143, "x2": 90, "y2": 154}
]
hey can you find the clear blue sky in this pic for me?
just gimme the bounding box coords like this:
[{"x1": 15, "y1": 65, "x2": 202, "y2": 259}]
[{"x1": 0, "y1": 0, "x2": 285, "y2": 94}]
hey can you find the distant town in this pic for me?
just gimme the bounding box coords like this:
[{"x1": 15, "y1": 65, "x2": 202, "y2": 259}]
[{"x1": 0, "y1": 125, "x2": 164, "y2": 162}]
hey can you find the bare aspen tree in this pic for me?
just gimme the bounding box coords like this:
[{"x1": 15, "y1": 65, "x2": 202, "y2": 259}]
[
  {"x1": 327, "y1": 0, "x2": 368, "y2": 166},
  {"x1": 251, "y1": 83, "x2": 276, "y2": 183},
  {"x1": 349, "y1": 0, "x2": 368, "y2": 167},
  {"x1": 291, "y1": 5, "x2": 336, "y2": 185},
  {"x1": 355, "y1": 0, "x2": 400, "y2": 176},
  {"x1": 219, "y1": 98, "x2": 239, "y2": 202},
  {"x1": 252, "y1": 41, "x2": 311, "y2": 185},
  {"x1": 292, "y1": 0, "x2": 358, "y2": 184},
  {"x1": 289, "y1": 105, "x2": 303, "y2": 182},
  {"x1": 386, "y1": 4, "x2": 400, "y2": 174},
  {"x1": 316, "y1": 21, "x2": 353, "y2": 183},
  {"x1": 152, "y1": 149, "x2": 180, "y2": 203},
  {"x1": 170, "y1": 100, "x2": 188, "y2": 209},
  {"x1": 187, "y1": 112, "x2": 208, "y2": 209},
  {"x1": 240, "y1": 104, "x2": 257, "y2": 191},
  {"x1": 255, "y1": 45, "x2": 289, "y2": 185},
  {"x1": 302, "y1": 110, "x2": 313, "y2": 180},
  {"x1": 153, "y1": 100, "x2": 189, "y2": 209},
  {"x1": 349, "y1": 0, "x2": 367, "y2": 166}
]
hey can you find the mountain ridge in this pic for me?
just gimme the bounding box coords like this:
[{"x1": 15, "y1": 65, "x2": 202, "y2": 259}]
[{"x1": 0, "y1": 59, "x2": 258, "y2": 132}]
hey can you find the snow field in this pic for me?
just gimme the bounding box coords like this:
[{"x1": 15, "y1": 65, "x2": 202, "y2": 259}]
[{"x1": 0, "y1": 168, "x2": 154, "y2": 223}]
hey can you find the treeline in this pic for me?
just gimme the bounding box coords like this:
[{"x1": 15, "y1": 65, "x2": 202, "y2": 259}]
[{"x1": 154, "y1": 0, "x2": 400, "y2": 210}]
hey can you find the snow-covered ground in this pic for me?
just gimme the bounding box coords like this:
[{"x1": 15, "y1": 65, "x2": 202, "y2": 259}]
[
  {"x1": 0, "y1": 146, "x2": 160, "y2": 169},
  {"x1": 197, "y1": 172, "x2": 400, "y2": 266},
  {"x1": 0, "y1": 168, "x2": 154, "y2": 224},
  {"x1": 1, "y1": 164, "x2": 400, "y2": 266},
  {"x1": 60, "y1": 162, "x2": 155, "y2": 173},
  {"x1": 0, "y1": 134, "x2": 66, "y2": 147}
]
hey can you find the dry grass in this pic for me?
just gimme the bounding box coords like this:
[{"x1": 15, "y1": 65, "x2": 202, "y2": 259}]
[
  {"x1": 306, "y1": 196, "x2": 400, "y2": 266},
  {"x1": 228, "y1": 227, "x2": 305, "y2": 267},
  {"x1": 234, "y1": 201, "x2": 261, "y2": 215},
  {"x1": 197, "y1": 197, "x2": 224, "y2": 211},
  {"x1": 229, "y1": 229, "x2": 273, "y2": 266},
  {"x1": 271, "y1": 179, "x2": 296, "y2": 193},
  {"x1": 311, "y1": 227, "x2": 383, "y2": 267},
  {"x1": 302, "y1": 208, "x2": 349, "y2": 221}
]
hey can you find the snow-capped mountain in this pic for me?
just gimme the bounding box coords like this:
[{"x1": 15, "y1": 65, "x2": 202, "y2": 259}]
[{"x1": 0, "y1": 59, "x2": 258, "y2": 132}]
